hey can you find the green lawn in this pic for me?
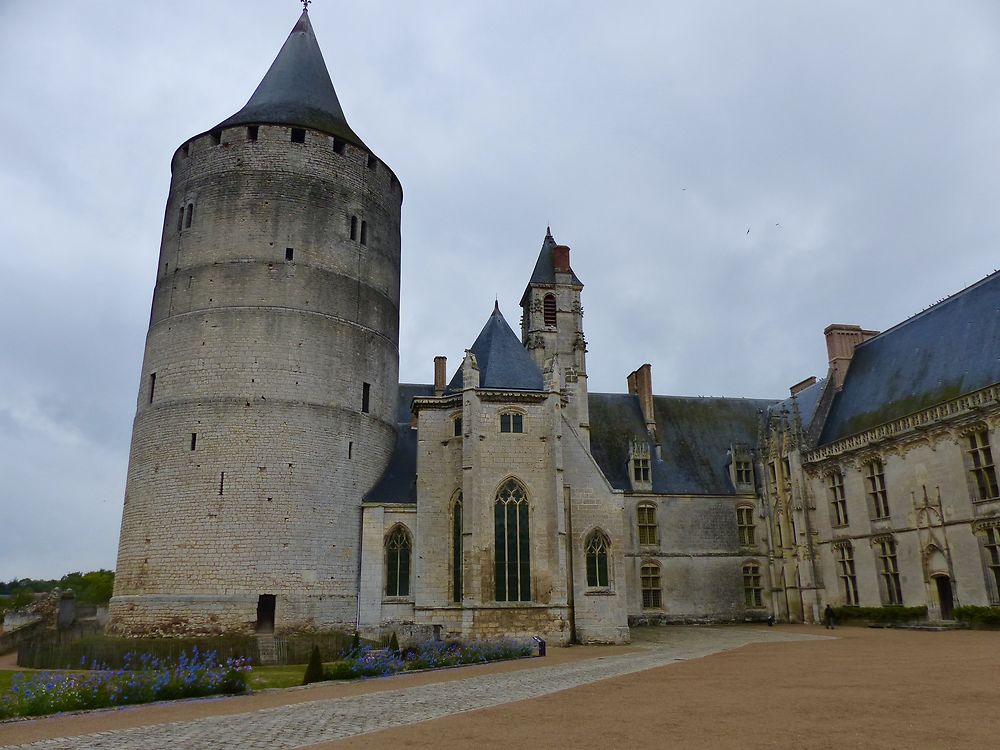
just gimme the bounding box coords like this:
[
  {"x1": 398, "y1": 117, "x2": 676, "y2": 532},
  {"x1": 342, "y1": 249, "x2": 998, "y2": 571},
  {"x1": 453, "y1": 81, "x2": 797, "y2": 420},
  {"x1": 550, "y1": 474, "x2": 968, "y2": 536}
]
[
  {"x1": 249, "y1": 664, "x2": 310, "y2": 690},
  {"x1": 0, "y1": 671, "x2": 14, "y2": 693}
]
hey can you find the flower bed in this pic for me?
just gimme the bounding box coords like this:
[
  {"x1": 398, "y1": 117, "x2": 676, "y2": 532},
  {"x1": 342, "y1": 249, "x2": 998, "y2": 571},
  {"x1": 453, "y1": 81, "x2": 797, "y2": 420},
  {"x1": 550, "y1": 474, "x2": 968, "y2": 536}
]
[
  {"x1": 319, "y1": 637, "x2": 534, "y2": 681},
  {"x1": 0, "y1": 648, "x2": 251, "y2": 720}
]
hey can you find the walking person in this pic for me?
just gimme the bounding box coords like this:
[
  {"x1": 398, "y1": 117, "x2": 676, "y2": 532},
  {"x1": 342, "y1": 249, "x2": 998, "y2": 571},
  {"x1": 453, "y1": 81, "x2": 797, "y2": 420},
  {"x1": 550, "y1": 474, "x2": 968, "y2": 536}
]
[{"x1": 824, "y1": 604, "x2": 835, "y2": 629}]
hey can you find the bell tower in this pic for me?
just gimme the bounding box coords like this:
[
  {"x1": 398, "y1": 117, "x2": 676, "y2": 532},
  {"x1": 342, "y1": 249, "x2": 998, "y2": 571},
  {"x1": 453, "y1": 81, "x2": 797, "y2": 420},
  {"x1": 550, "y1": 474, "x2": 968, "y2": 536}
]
[
  {"x1": 110, "y1": 9, "x2": 403, "y2": 635},
  {"x1": 519, "y1": 228, "x2": 590, "y2": 444}
]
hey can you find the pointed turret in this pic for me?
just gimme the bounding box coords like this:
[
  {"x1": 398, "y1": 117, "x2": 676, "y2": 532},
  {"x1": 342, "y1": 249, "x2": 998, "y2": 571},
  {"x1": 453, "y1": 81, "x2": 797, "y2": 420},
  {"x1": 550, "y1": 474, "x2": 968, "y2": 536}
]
[
  {"x1": 216, "y1": 10, "x2": 366, "y2": 147},
  {"x1": 520, "y1": 228, "x2": 583, "y2": 305},
  {"x1": 448, "y1": 305, "x2": 544, "y2": 392}
]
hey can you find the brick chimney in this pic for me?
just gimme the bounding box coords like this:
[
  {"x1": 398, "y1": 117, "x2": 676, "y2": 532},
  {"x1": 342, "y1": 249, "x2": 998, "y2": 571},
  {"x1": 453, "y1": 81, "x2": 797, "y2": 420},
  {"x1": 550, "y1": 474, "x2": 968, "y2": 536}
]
[
  {"x1": 824, "y1": 325, "x2": 879, "y2": 390},
  {"x1": 552, "y1": 244, "x2": 571, "y2": 273},
  {"x1": 434, "y1": 355, "x2": 447, "y2": 396},
  {"x1": 789, "y1": 376, "x2": 817, "y2": 397},
  {"x1": 627, "y1": 363, "x2": 657, "y2": 438}
]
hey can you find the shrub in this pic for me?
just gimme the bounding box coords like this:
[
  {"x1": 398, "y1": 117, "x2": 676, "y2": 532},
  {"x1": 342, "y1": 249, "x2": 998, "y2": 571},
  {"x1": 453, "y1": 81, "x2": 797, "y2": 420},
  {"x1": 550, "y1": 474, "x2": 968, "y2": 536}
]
[
  {"x1": 0, "y1": 648, "x2": 251, "y2": 719},
  {"x1": 831, "y1": 605, "x2": 927, "y2": 624},
  {"x1": 350, "y1": 631, "x2": 360, "y2": 655},
  {"x1": 388, "y1": 631, "x2": 400, "y2": 655},
  {"x1": 954, "y1": 605, "x2": 1000, "y2": 626},
  {"x1": 302, "y1": 645, "x2": 325, "y2": 685}
]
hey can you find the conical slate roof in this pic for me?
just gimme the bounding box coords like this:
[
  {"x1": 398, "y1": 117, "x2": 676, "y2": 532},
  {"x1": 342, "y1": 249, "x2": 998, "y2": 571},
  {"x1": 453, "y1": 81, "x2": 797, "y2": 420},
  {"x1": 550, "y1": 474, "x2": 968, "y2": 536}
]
[
  {"x1": 215, "y1": 11, "x2": 366, "y2": 147},
  {"x1": 447, "y1": 304, "x2": 545, "y2": 392},
  {"x1": 527, "y1": 228, "x2": 584, "y2": 287}
]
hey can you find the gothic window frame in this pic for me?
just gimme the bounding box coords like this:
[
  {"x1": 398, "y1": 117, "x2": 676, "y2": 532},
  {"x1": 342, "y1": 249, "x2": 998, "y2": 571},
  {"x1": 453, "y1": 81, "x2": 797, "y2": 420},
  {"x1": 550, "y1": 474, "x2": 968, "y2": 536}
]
[
  {"x1": 975, "y1": 522, "x2": 1000, "y2": 604},
  {"x1": 734, "y1": 459, "x2": 754, "y2": 488},
  {"x1": 632, "y1": 457, "x2": 651, "y2": 484},
  {"x1": 964, "y1": 425, "x2": 1000, "y2": 503},
  {"x1": 499, "y1": 410, "x2": 524, "y2": 434},
  {"x1": 873, "y1": 535, "x2": 903, "y2": 606},
  {"x1": 494, "y1": 478, "x2": 531, "y2": 602},
  {"x1": 827, "y1": 469, "x2": 849, "y2": 528},
  {"x1": 864, "y1": 458, "x2": 890, "y2": 520},
  {"x1": 736, "y1": 504, "x2": 756, "y2": 547},
  {"x1": 584, "y1": 530, "x2": 612, "y2": 589},
  {"x1": 742, "y1": 560, "x2": 764, "y2": 608},
  {"x1": 834, "y1": 541, "x2": 860, "y2": 606},
  {"x1": 451, "y1": 491, "x2": 464, "y2": 603},
  {"x1": 451, "y1": 412, "x2": 463, "y2": 438},
  {"x1": 637, "y1": 502, "x2": 658, "y2": 546},
  {"x1": 384, "y1": 524, "x2": 412, "y2": 599},
  {"x1": 640, "y1": 560, "x2": 662, "y2": 609}
]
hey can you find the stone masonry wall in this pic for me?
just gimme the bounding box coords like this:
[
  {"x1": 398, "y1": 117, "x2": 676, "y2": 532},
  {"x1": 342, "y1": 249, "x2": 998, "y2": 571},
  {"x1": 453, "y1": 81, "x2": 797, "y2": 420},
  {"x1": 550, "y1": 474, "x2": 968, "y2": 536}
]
[{"x1": 111, "y1": 124, "x2": 402, "y2": 635}]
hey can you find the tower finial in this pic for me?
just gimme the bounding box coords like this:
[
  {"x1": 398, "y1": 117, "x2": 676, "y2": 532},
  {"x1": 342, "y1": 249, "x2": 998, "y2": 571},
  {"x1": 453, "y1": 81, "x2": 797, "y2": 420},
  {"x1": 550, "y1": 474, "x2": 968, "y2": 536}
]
[{"x1": 301, "y1": 0, "x2": 311, "y2": 11}]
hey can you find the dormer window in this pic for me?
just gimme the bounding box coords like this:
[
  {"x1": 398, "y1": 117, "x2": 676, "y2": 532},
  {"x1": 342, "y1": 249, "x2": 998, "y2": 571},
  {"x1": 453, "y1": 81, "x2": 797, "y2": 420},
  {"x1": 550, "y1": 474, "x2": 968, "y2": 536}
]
[
  {"x1": 633, "y1": 457, "x2": 650, "y2": 483},
  {"x1": 500, "y1": 412, "x2": 523, "y2": 433},
  {"x1": 543, "y1": 294, "x2": 557, "y2": 327},
  {"x1": 735, "y1": 460, "x2": 753, "y2": 485}
]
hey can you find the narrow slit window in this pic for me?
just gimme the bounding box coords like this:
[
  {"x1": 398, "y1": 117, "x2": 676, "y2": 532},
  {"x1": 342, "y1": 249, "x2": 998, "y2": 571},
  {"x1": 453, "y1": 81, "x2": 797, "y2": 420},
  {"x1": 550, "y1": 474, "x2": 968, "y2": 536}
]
[
  {"x1": 362, "y1": 382, "x2": 371, "y2": 414},
  {"x1": 190, "y1": 433, "x2": 197, "y2": 451},
  {"x1": 210, "y1": 129, "x2": 221, "y2": 146},
  {"x1": 348, "y1": 441, "x2": 353, "y2": 459},
  {"x1": 285, "y1": 247, "x2": 294, "y2": 261},
  {"x1": 454, "y1": 416, "x2": 463, "y2": 437},
  {"x1": 247, "y1": 125, "x2": 258, "y2": 141},
  {"x1": 290, "y1": 127, "x2": 305, "y2": 143},
  {"x1": 177, "y1": 207, "x2": 184, "y2": 232},
  {"x1": 367, "y1": 154, "x2": 377, "y2": 170},
  {"x1": 181, "y1": 143, "x2": 190, "y2": 157},
  {"x1": 149, "y1": 372, "x2": 156, "y2": 403},
  {"x1": 219, "y1": 472, "x2": 225, "y2": 496},
  {"x1": 185, "y1": 203, "x2": 194, "y2": 228},
  {"x1": 350, "y1": 215, "x2": 358, "y2": 240},
  {"x1": 360, "y1": 221, "x2": 368, "y2": 245},
  {"x1": 333, "y1": 137, "x2": 346, "y2": 155}
]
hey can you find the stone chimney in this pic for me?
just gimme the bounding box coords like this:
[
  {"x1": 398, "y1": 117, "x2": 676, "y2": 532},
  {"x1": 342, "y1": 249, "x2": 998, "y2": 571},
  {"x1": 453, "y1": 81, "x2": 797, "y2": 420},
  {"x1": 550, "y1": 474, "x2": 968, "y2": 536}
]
[
  {"x1": 789, "y1": 376, "x2": 817, "y2": 397},
  {"x1": 627, "y1": 363, "x2": 657, "y2": 438},
  {"x1": 434, "y1": 355, "x2": 447, "y2": 396},
  {"x1": 552, "y1": 244, "x2": 571, "y2": 273},
  {"x1": 461, "y1": 350, "x2": 480, "y2": 389},
  {"x1": 825, "y1": 324, "x2": 879, "y2": 390}
]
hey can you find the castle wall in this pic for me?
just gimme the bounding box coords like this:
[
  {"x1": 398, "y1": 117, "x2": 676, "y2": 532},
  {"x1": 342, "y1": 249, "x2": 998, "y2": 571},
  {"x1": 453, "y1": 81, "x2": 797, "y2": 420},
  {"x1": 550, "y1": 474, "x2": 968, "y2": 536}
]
[{"x1": 111, "y1": 124, "x2": 402, "y2": 635}]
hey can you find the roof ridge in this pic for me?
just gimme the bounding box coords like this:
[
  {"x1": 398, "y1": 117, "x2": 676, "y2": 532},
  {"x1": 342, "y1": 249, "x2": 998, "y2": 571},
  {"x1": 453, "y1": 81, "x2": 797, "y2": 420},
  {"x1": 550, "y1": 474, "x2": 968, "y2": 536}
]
[{"x1": 855, "y1": 268, "x2": 1000, "y2": 350}]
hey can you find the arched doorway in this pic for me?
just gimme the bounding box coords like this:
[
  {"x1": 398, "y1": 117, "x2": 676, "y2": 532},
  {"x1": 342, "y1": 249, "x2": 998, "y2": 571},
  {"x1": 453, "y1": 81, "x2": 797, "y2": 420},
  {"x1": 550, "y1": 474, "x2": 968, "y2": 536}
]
[{"x1": 933, "y1": 575, "x2": 954, "y2": 620}]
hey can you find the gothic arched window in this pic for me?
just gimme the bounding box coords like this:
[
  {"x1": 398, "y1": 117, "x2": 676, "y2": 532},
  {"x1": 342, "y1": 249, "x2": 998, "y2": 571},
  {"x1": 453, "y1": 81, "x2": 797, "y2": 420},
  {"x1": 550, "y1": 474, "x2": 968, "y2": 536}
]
[
  {"x1": 385, "y1": 525, "x2": 411, "y2": 597},
  {"x1": 495, "y1": 478, "x2": 531, "y2": 601},
  {"x1": 543, "y1": 293, "x2": 557, "y2": 327},
  {"x1": 585, "y1": 531, "x2": 611, "y2": 588}
]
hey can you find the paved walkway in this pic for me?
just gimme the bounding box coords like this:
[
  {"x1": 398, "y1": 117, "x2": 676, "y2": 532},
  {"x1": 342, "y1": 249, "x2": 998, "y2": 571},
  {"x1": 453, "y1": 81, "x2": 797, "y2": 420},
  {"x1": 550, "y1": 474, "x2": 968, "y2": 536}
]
[{"x1": 2, "y1": 627, "x2": 822, "y2": 749}]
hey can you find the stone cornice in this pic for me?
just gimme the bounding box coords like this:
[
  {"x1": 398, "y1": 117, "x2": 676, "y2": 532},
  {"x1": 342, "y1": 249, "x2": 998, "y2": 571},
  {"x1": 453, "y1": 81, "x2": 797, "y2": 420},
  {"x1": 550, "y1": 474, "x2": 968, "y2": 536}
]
[{"x1": 806, "y1": 383, "x2": 1000, "y2": 463}]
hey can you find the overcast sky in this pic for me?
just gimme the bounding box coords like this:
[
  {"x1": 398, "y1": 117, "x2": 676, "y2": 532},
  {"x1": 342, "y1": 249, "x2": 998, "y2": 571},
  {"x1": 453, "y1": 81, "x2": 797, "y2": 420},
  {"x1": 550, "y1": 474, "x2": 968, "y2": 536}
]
[{"x1": 2, "y1": 0, "x2": 1000, "y2": 580}]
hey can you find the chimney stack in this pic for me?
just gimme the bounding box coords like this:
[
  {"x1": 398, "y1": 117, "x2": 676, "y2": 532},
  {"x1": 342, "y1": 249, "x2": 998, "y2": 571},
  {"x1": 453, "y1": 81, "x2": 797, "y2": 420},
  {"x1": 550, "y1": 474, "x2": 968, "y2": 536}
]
[
  {"x1": 824, "y1": 325, "x2": 879, "y2": 390},
  {"x1": 627, "y1": 363, "x2": 657, "y2": 437},
  {"x1": 552, "y1": 244, "x2": 571, "y2": 273},
  {"x1": 434, "y1": 355, "x2": 447, "y2": 395},
  {"x1": 789, "y1": 376, "x2": 817, "y2": 397}
]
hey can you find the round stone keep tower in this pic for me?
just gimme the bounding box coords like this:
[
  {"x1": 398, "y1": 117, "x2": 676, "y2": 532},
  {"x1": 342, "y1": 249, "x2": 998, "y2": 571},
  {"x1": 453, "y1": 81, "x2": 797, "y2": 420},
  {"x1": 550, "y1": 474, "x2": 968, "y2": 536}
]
[{"x1": 109, "y1": 10, "x2": 402, "y2": 635}]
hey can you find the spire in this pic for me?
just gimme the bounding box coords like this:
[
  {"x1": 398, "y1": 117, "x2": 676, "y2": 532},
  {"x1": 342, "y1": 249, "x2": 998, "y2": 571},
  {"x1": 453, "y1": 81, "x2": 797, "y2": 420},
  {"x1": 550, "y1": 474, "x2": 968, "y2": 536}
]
[
  {"x1": 520, "y1": 228, "x2": 583, "y2": 305},
  {"x1": 446, "y1": 305, "x2": 544, "y2": 392},
  {"x1": 215, "y1": 10, "x2": 366, "y2": 147}
]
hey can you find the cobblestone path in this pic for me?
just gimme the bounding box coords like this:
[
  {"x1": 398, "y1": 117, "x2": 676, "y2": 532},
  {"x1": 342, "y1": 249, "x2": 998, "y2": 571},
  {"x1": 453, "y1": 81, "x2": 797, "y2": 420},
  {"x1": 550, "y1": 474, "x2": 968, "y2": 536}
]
[{"x1": 3, "y1": 628, "x2": 821, "y2": 749}]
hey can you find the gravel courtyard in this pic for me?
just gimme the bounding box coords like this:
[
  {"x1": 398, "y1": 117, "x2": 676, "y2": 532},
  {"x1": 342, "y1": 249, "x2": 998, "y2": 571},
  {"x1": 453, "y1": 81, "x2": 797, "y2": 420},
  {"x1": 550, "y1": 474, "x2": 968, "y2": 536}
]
[{"x1": 1, "y1": 625, "x2": 997, "y2": 749}]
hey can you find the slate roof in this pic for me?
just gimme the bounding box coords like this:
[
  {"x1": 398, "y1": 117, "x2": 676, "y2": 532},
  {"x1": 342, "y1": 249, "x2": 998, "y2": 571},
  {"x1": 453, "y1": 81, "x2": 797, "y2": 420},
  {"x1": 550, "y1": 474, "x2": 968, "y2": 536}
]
[
  {"x1": 215, "y1": 11, "x2": 366, "y2": 148},
  {"x1": 819, "y1": 270, "x2": 1000, "y2": 445},
  {"x1": 589, "y1": 393, "x2": 776, "y2": 495},
  {"x1": 766, "y1": 378, "x2": 826, "y2": 434},
  {"x1": 520, "y1": 230, "x2": 584, "y2": 304},
  {"x1": 363, "y1": 384, "x2": 434, "y2": 504},
  {"x1": 447, "y1": 304, "x2": 545, "y2": 392}
]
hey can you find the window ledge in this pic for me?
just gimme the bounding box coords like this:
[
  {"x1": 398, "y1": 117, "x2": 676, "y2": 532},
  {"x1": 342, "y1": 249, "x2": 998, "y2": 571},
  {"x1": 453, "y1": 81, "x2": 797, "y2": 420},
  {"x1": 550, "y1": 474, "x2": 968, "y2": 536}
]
[
  {"x1": 831, "y1": 523, "x2": 850, "y2": 530},
  {"x1": 381, "y1": 597, "x2": 413, "y2": 604},
  {"x1": 972, "y1": 496, "x2": 1000, "y2": 504},
  {"x1": 584, "y1": 588, "x2": 616, "y2": 597}
]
